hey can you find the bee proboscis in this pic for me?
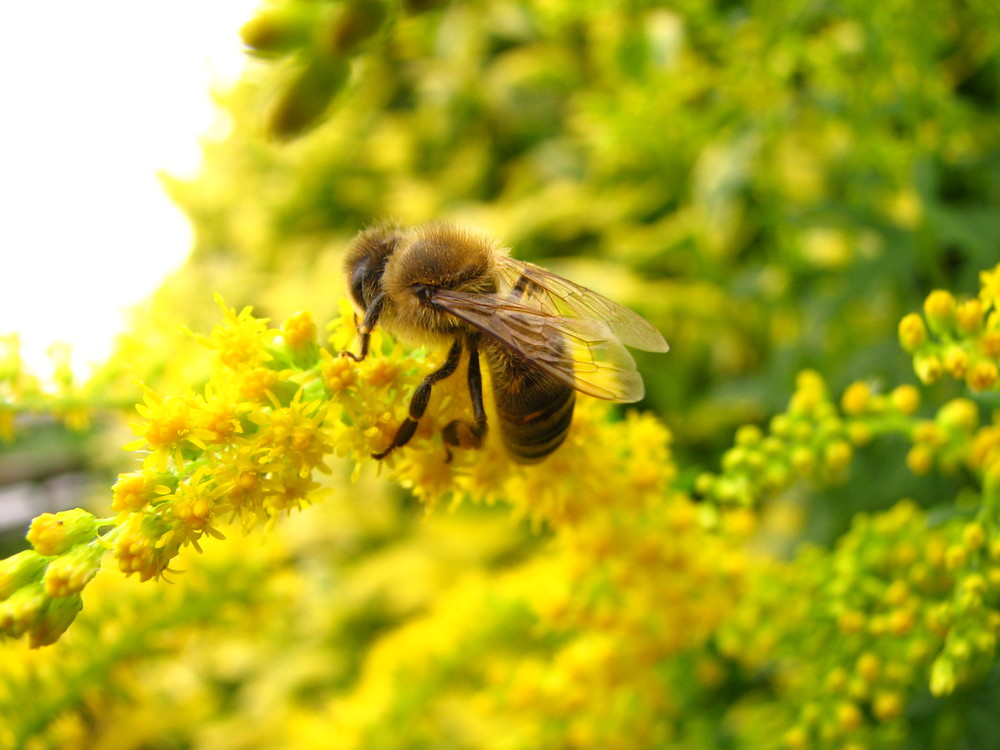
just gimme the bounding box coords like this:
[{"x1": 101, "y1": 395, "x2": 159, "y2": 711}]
[{"x1": 344, "y1": 222, "x2": 668, "y2": 463}]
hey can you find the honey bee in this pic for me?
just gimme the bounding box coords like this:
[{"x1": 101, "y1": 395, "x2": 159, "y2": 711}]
[{"x1": 343, "y1": 222, "x2": 668, "y2": 463}]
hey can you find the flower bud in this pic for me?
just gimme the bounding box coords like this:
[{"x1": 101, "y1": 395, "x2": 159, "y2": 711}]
[
  {"x1": 29, "y1": 593, "x2": 83, "y2": 648},
  {"x1": 841, "y1": 381, "x2": 870, "y2": 416},
  {"x1": 823, "y1": 440, "x2": 853, "y2": 473},
  {"x1": 835, "y1": 701, "x2": 862, "y2": 732},
  {"x1": 938, "y1": 398, "x2": 978, "y2": 432},
  {"x1": 43, "y1": 543, "x2": 104, "y2": 598},
  {"x1": 26, "y1": 509, "x2": 99, "y2": 556},
  {"x1": 966, "y1": 360, "x2": 998, "y2": 392},
  {"x1": 942, "y1": 346, "x2": 969, "y2": 378},
  {"x1": 898, "y1": 313, "x2": 927, "y2": 352},
  {"x1": 322, "y1": 0, "x2": 388, "y2": 57},
  {"x1": 914, "y1": 354, "x2": 942, "y2": 384},
  {"x1": 0, "y1": 550, "x2": 47, "y2": 599},
  {"x1": 268, "y1": 59, "x2": 350, "y2": 140},
  {"x1": 980, "y1": 330, "x2": 1000, "y2": 358},
  {"x1": 240, "y1": 2, "x2": 321, "y2": 56},
  {"x1": 930, "y1": 654, "x2": 957, "y2": 698},
  {"x1": 873, "y1": 691, "x2": 904, "y2": 720},
  {"x1": 281, "y1": 311, "x2": 319, "y2": 368},
  {"x1": 956, "y1": 298, "x2": 983, "y2": 334},
  {"x1": 889, "y1": 384, "x2": 919, "y2": 415},
  {"x1": 924, "y1": 290, "x2": 956, "y2": 335},
  {"x1": 0, "y1": 583, "x2": 46, "y2": 638}
]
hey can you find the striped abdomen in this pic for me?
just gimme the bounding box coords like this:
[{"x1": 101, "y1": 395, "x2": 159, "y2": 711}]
[{"x1": 483, "y1": 342, "x2": 576, "y2": 464}]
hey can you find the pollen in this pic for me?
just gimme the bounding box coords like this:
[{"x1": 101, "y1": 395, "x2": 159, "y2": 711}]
[{"x1": 361, "y1": 358, "x2": 401, "y2": 387}]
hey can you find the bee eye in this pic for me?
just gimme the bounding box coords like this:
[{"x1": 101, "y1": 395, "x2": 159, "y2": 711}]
[{"x1": 349, "y1": 257, "x2": 371, "y2": 309}]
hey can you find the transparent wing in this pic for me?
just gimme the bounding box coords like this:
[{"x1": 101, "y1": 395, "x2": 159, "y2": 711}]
[
  {"x1": 495, "y1": 256, "x2": 669, "y2": 353},
  {"x1": 428, "y1": 288, "x2": 646, "y2": 402}
]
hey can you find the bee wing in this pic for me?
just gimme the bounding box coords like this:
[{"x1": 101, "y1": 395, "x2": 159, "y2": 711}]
[
  {"x1": 496, "y1": 256, "x2": 669, "y2": 353},
  {"x1": 428, "y1": 288, "x2": 647, "y2": 402}
]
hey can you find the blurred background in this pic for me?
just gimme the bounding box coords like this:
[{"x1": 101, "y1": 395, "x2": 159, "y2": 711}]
[
  {"x1": 3, "y1": 1, "x2": 1000, "y2": 747},
  {"x1": 0, "y1": 0, "x2": 257, "y2": 540},
  {"x1": 0, "y1": 0, "x2": 257, "y2": 376}
]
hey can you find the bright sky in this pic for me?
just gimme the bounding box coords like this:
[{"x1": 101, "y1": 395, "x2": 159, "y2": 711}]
[{"x1": 0, "y1": 0, "x2": 260, "y2": 379}]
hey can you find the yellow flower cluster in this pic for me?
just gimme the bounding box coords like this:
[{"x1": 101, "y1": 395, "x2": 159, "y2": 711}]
[
  {"x1": 8, "y1": 259, "x2": 1000, "y2": 747},
  {"x1": 720, "y1": 499, "x2": 1000, "y2": 748},
  {"x1": 306, "y1": 478, "x2": 754, "y2": 749},
  {"x1": 899, "y1": 264, "x2": 1000, "y2": 392},
  {"x1": 1, "y1": 297, "x2": 686, "y2": 647},
  {"x1": 3, "y1": 301, "x2": 359, "y2": 644},
  {"x1": 695, "y1": 372, "x2": 920, "y2": 507}
]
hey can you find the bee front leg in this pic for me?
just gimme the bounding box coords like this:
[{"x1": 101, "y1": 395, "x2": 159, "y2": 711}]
[
  {"x1": 443, "y1": 335, "x2": 488, "y2": 459},
  {"x1": 343, "y1": 293, "x2": 385, "y2": 362},
  {"x1": 373, "y1": 339, "x2": 463, "y2": 460}
]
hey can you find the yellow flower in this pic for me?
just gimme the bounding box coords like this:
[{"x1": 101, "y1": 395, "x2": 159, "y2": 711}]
[
  {"x1": 250, "y1": 389, "x2": 334, "y2": 478},
  {"x1": 162, "y1": 469, "x2": 226, "y2": 549},
  {"x1": 237, "y1": 366, "x2": 282, "y2": 402},
  {"x1": 924, "y1": 290, "x2": 956, "y2": 334},
  {"x1": 186, "y1": 296, "x2": 274, "y2": 371},
  {"x1": 125, "y1": 385, "x2": 217, "y2": 472},
  {"x1": 937, "y1": 399, "x2": 978, "y2": 433},
  {"x1": 913, "y1": 354, "x2": 942, "y2": 384},
  {"x1": 282, "y1": 311, "x2": 317, "y2": 350},
  {"x1": 872, "y1": 691, "x2": 904, "y2": 721},
  {"x1": 980, "y1": 330, "x2": 1000, "y2": 358},
  {"x1": 898, "y1": 313, "x2": 927, "y2": 352},
  {"x1": 956, "y1": 298, "x2": 983, "y2": 334},
  {"x1": 889, "y1": 384, "x2": 920, "y2": 415},
  {"x1": 841, "y1": 381, "x2": 870, "y2": 415},
  {"x1": 979, "y1": 265, "x2": 1000, "y2": 308},
  {"x1": 823, "y1": 440, "x2": 853, "y2": 473},
  {"x1": 113, "y1": 514, "x2": 176, "y2": 582},
  {"x1": 930, "y1": 656, "x2": 956, "y2": 696},
  {"x1": 111, "y1": 471, "x2": 173, "y2": 513},
  {"x1": 320, "y1": 349, "x2": 358, "y2": 394},
  {"x1": 966, "y1": 360, "x2": 998, "y2": 392},
  {"x1": 193, "y1": 382, "x2": 249, "y2": 443},
  {"x1": 941, "y1": 346, "x2": 968, "y2": 378},
  {"x1": 835, "y1": 701, "x2": 863, "y2": 732}
]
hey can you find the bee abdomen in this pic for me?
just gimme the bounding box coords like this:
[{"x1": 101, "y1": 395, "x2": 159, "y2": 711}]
[{"x1": 490, "y1": 363, "x2": 576, "y2": 464}]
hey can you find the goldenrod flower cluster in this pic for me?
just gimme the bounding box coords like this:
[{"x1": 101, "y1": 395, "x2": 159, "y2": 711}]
[
  {"x1": 695, "y1": 372, "x2": 920, "y2": 508},
  {"x1": 1, "y1": 297, "x2": 689, "y2": 648},
  {"x1": 899, "y1": 265, "x2": 1000, "y2": 392},
  {"x1": 721, "y1": 498, "x2": 1000, "y2": 749},
  {"x1": 7, "y1": 264, "x2": 1000, "y2": 746}
]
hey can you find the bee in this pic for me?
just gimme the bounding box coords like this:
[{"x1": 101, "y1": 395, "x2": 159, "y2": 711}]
[{"x1": 343, "y1": 222, "x2": 668, "y2": 464}]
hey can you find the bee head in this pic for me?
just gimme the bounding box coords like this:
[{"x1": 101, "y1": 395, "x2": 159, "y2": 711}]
[{"x1": 344, "y1": 224, "x2": 402, "y2": 311}]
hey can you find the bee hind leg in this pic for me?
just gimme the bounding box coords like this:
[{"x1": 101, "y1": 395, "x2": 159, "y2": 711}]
[
  {"x1": 373, "y1": 339, "x2": 463, "y2": 460},
  {"x1": 441, "y1": 335, "x2": 488, "y2": 462}
]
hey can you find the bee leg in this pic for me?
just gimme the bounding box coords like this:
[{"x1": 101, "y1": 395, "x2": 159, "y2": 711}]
[
  {"x1": 373, "y1": 339, "x2": 463, "y2": 460},
  {"x1": 442, "y1": 336, "x2": 488, "y2": 459},
  {"x1": 343, "y1": 293, "x2": 385, "y2": 362}
]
